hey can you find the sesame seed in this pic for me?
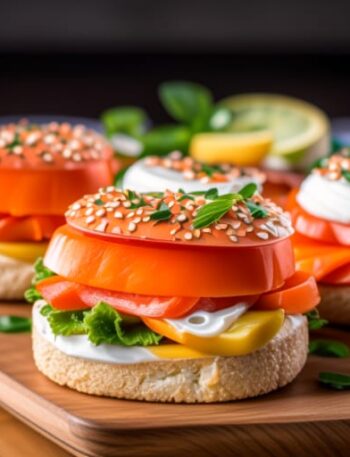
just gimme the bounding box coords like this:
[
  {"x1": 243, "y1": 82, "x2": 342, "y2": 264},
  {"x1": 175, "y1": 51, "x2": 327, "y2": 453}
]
[
  {"x1": 202, "y1": 228, "x2": 212, "y2": 233},
  {"x1": 95, "y1": 220, "x2": 109, "y2": 232},
  {"x1": 193, "y1": 229, "x2": 201, "y2": 239},
  {"x1": 126, "y1": 211, "x2": 135, "y2": 219},
  {"x1": 256, "y1": 231, "x2": 269, "y2": 240},
  {"x1": 246, "y1": 226, "x2": 254, "y2": 232},
  {"x1": 13, "y1": 146, "x2": 23, "y2": 155},
  {"x1": 72, "y1": 203, "x2": 81, "y2": 211},
  {"x1": 132, "y1": 217, "x2": 141, "y2": 224},
  {"x1": 84, "y1": 208, "x2": 94, "y2": 216},
  {"x1": 230, "y1": 235, "x2": 238, "y2": 242},
  {"x1": 123, "y1": 201, "x2": 132, "y2": 208},
  {"x1": 72, "y1": 152, "x2": 82, "y2": 162},
  {"x1": 136, "y1": 208, "x2": 143, "y2": 216},
  {"x1": 62, "y1": 148, "x2": 72, "y2": 158},
  {"x1": 177, "y1": 214, "x2": 187, "y2": 222},
  {"x1": 95, "y1": 208, "x2": 106, "y2": 217},
  {"x1": 42, "y1": 152, "x2": 53, "y2": 163},
  {"x1": 128, "y1": 222, "x2": 137, "y2": 232},
  {"x1": 86, "y1": 215, "x2": 95, "y2": 224},
  {"x1": 114, "y1": 211, "x2": 123, "y2": 219},
  {"x1": 111, "y1": 226, "x2": 122, "y2": 234},
  {"x1": 184, "y1": 232, "x2": 193, "y2": 240},
  {"x1": 142, "y1": 216, "x2": 150, "y2": 222},
  {"x1": 168, "y1": 201, "x2": 175, "y2": 208}
]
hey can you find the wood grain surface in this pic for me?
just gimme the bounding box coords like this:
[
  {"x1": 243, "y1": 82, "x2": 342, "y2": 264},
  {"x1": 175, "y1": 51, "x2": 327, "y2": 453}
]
[{"x1": 1, "y1": 304, "x2": 350, "y2": 457}]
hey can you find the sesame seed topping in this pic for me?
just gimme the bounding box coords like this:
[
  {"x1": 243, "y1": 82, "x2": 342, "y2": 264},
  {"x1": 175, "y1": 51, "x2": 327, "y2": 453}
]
[
  {"x1": 256, "y1": 231, "x2": 269, "y2": 240},
  {"x1": 86, "y1": 215, "x2": 95, "y2": 224},
  {"x1": 128, "y1": 222, "x2": 137, "y2": 232}
]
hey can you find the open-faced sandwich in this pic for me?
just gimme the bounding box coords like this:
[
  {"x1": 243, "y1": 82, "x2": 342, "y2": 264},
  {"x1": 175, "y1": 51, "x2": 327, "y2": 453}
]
[
  {"x1": 0, "y1": 120, "x2": 114, "y2": 299},
  {"x1": 31, "y1": 185, "x2": 319, "y2": 402},
  {"x1": 288, "y1": 150, "x2": 350, "y2": 325},
  {"x1": 122, "y1": 152, "x2": 302, "y2": 207}
]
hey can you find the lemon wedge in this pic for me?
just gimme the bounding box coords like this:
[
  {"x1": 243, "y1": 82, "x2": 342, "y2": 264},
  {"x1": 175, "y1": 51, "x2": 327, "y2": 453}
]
[
  {"x1": 0, "y1": 241, "x2": 47, "y2": 263},
  {"x1": 190, "y1": 130, "x2": 273, "y2": 166},
  {"x1": 221, "y1": 93, "x2": 330, "y2": 169}
]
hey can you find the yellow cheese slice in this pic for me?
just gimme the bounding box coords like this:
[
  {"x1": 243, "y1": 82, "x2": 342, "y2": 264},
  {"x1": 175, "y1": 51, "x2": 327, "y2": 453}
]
[{"x1": 0, "y1": 241, "x2": 48, "y2": 263}]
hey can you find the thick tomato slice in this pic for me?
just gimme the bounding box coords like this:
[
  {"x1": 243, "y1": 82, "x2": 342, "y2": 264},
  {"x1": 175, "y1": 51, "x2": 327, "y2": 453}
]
[
  {"x1": 287, "y1": 189, "x2": 350, "y2": 246},
  {"x1": 0, "y1": 215, "x2": 65, "y2": 241},
  {"x1": 292, "y1": 233, "x2": 350, "y2": 283},
  {"x1": 253, "y1": 271, "x2": 320, "y2": 314},
  {"x1": 44, "y1": 225, "x2": 295, "y2": 297},
  {"x1": 36, "y1": 276, "x2": 199, "y2": 318},
  {"x1": 0, "y1": 162, "x2": 114, "y2": 216}
]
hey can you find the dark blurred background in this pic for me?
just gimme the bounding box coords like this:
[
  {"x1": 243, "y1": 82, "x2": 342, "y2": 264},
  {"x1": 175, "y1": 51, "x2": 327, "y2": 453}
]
[{"x1": 0, "y1": 0, "x2": 350, "y2": 120}]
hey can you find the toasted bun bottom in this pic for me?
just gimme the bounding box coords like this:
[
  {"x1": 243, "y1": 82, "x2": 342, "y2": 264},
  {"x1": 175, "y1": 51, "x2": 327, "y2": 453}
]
[
  {"x1": 0, "y1": 255, "x2": 33, "y2": 300},
  {"x1": 318, "y1": 284, "x2": 350, "y2": 326},
  {"x1": 33, "y1": 316, "x2": 308, "y2": 403}
]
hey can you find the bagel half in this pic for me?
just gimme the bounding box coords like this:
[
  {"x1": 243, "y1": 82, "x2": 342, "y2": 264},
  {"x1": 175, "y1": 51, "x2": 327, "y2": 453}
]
[
  {"x1": 32, "y1": 315, "x2": 308, "y2": 403},
  {"x1": 318, "y1": 284, "x2": 350, "y2": 326}
]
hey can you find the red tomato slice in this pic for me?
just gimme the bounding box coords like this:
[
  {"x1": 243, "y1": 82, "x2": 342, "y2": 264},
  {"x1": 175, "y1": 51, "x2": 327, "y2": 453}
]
[
  {"x1": 36, "y1": 276, "x2": 199, "y2": 318},
  {"x1": 0, "y1": 214, "x2": 65, "y2": 241},
  {"x1": 287, "y1": 190, "x2": 350, "y2": 246},
  {"x1": 253, "y1": 271, "x2": 320, "y2": 314}
]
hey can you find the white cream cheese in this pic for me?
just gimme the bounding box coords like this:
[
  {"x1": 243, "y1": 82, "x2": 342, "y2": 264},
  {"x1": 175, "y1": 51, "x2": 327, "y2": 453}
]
[
  {"x1": 297, "y1": 173, "x2": 350, "y2": 224},
  {"x1": 34, "y1": 301, "x2": 305, "y2": 365},
  {"x1": 123, "y1": 159, "x2": 263, "y2": 195},
  {"x1": 165, "y1": 303, "x2": 249, "y2": 337}
]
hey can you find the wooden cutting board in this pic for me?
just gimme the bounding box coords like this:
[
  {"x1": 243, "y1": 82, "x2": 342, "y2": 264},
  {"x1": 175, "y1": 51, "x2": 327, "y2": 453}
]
[{"x1": 1, "y1": 304, "x2": 350, "y2": 457}]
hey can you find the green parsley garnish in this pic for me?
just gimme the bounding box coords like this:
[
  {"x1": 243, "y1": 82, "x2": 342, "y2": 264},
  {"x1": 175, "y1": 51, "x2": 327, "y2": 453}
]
[
  {"x1": 319, "y1": 371, "x2": 350, "y2": 390},
  {"x1": 309, "y1": 339, "x2": 350, "y2": 358}
]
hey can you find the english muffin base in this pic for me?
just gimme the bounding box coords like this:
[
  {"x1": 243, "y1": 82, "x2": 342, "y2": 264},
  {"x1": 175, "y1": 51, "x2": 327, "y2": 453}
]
[
  {"x1": 33, "y1": 316, "x2": 308, "y2": 403},
  {"x1": 0, "y1": 255, "x2": 33, "y2": 300},
  {"x1": 318, "y1": 284, "x2": 350, "y2": 326}
]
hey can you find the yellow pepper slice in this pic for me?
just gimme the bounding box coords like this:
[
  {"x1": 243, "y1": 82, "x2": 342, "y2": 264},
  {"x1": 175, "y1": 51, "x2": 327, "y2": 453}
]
[
  {"x1": 144, "y1": 310, "x2": 284, "y2": 357},
  {"x1": 0, "y1": 241, "x2": 47, "y2": 263}
]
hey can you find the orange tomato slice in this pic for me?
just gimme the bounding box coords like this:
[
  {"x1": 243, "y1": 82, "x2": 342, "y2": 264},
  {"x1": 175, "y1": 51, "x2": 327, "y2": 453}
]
[
  {"x1": 253, "y1": 271, "x2": 319, "y2": 313},
  {"x1": 287, "y1": 189, "x2": 350, "y2": 246},
  {"x1": 292, "y1": 233, "x2": 350, "y2": 283},
  {"x1": 0, "y1": 162, "x2": 114, "y2": 216},
  {"x1": 0, "y1": 214, "x2": 65, "y2": 241},
  {"x1": 37, "y1": 276, "x2": 199, "y2": 318},
  {"x1": 44, "y1": 225, "x2": 295, "y2": 298}
]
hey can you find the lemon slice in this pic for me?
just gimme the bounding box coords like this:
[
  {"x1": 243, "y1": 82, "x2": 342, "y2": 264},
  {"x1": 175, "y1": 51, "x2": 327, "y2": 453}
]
[
  {"x1": 221, "y1": 93, "x2": 330, "y2": 169},
  {"x1": 190, "y1": 130, "x2": 273, "y2": 166},
  {"x1": 0, "y1": 241, "x2": 47, "y2": 263}
]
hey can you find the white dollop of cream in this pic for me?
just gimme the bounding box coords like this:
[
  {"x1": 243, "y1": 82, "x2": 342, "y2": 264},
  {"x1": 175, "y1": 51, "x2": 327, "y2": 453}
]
[
  {"x1": 297, "y1": 173, "x2": 350, "y2": 224},
  {"x1": 165, "y1": 303, "x2": 249, "y2": 337},
  {"x1": 123, "y1": 159, "x2": 263, "y2": 195}
]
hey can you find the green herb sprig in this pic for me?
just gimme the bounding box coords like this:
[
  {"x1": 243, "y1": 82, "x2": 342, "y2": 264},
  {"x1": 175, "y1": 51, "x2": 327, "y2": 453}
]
[
  {"x1": 319, "y1": 372, "x2": 350, "y2": 390},
  {"x1": 0, "y1": 316, "x2": 32, "y2": 333},
  {"x1": 309, "y1": 339, "x2": 350, "y2": 358}
]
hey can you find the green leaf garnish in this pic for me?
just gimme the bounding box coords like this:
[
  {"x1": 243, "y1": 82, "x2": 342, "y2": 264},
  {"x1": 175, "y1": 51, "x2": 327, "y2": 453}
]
[
  {"x1": 342, "y1": 170, "x2": 350, "y2": 182},
  {"x1": 0, "y1": 316, "x2": 32, "y2": 333},
  {"x1": 319, "y1": 371, "x2": 350, "y2": 390},
  {"x1": 94, "y1": 198, "x2": 104, "y2": 206},
  {"x1": 141, "y1": 124, "x2": 191, "y2": 157},
  {"x1": 309, "y1": 339, "x2": 350, "y2": 358},
  {"x1": 47, "y1": 309, "x2": 87, "y2": 336},
  {"x1": 238, "y1": 183, "x2": 258, "y2": 199},
  {"x1": 114, "y1": 167, "x2": 128, "y2": 188},
  {"x1": 204, "y1": 188, "x2": 219, "y2": 200},
  {"x1": 101, "y1": 106, "x2": 148, "y2": 137},
  {"x1": 150, "y1": 202, "x2": 172, "y2": 221},
  {"x1": 200, "y1": 163, "x2": 224, "y2": 177},
  {"x1": 25, "y1": 258, "x2": 56, "y2": 303},
  {"x1": 246, "y1": 200, "x2": 268, "y2": 219},
  {"x1": 306, "y1": 309, "x2": 328, "y2": 330},
  {"x1": 193, "y1": 193, "x2": 239, "y2": 229},
  {"x1": 84, "y1": 302, "x2": 162, "y2": 346},
  {"x1": 159, "y1": 81, "x2": 213, "y2": 131}
]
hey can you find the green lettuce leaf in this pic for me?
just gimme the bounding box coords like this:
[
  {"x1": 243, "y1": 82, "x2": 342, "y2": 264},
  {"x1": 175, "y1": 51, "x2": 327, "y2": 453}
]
[
  {"x1": 84, "y1": 302, "x2": 162, "y2": 346},
  {"x1": 25, "y1": 258, "x2": 56, "y2": 303},
  {"x1": 44, "y1": 302, "x2": 162, "y2": 347}
]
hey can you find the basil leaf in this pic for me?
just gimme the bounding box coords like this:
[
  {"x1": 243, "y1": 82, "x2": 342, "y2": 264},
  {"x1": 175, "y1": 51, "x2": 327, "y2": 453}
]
[
  {"x1": 306, "y1": 309, "x2": 328, "y2": 330},
  {"x1": 0, "y1": 316, "x2": 32, "y2": 333},
  {"x1": 101, "y1": 106, "x2": 147, "y2": 137},
  {"x1": 193, "y1": 194, "x2": 237, "y2": 229},
  {"x1": 246, "y1": 200, "x2": 268, "y2": 219},
  {"x1": 114, "y1": 167, "x2": 128, "y2": 188},
  {"x1": 201, "y1": 163, "x2": 224, "y2": 177},
  {"x1": 342, "y1": 170, "x2": 350, "y2": 182},
  {"x1": 205, "y1": 188, "x2": 219, "y2": 200},
  {"x1": 141, "y1": 125, "x2": 191, "y2": 157},
  {"x1": 94, "y1": 198, "x2": 104, "y2": 206},
  {"x1": 159, "y1": 81, "x2": 213, "y2": 130},
  {"x1": 150, "y1": 202, "x2": 172, "y2": 221},
  {"x1": 239, "y1": 183, "x2": 258, "y2": 199},
  {"x1": 309, "y1": 339, "x2": 350, "y2": 358},
  {"x1": 319, "y1": 371, "x2": 350, "y2": 390}
]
